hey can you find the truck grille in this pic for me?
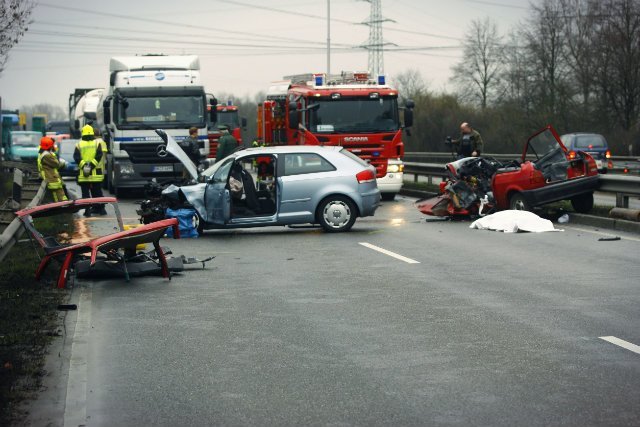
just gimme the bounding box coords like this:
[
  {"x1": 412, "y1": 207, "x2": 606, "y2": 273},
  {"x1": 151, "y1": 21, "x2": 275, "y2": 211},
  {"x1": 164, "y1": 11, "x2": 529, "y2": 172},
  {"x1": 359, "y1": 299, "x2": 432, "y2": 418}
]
[{"x1": 120, "y1": 142, "x2": 204, "y2": 164}]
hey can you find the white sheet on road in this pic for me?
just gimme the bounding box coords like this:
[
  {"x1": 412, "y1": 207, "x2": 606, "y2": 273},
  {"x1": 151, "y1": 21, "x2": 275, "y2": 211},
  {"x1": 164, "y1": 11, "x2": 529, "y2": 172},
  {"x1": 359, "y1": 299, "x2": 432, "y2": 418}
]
[{"x1": 470, "y1": 210, "x2": 560, "y2": 233}]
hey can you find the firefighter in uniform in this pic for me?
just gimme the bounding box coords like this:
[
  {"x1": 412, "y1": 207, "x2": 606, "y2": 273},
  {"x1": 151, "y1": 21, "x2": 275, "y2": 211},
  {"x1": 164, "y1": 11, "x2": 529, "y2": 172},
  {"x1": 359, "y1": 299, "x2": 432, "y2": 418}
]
[
  {"x1": 38, "y1": 136, "x2": 67, "y2": 202},
  {"x1": 74, "y1": 125, "x2": 106, "y2": 216}
]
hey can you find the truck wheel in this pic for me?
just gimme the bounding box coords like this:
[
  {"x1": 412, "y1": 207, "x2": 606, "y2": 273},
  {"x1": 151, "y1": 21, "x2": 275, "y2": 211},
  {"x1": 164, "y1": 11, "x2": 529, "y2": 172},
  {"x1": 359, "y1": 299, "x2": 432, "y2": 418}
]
[
  {"x1": 509, "y1": 193, "x2": 530, "y2": 211},
  {"x1": 571, "y1": 192, "x2": 594, "y2": 213},
  {"x1": 381, "y1": 192, "x2": 396, "y2": 201},
  {"x1": 317, "y1": 196, "x2": 357, "y2": 232}
]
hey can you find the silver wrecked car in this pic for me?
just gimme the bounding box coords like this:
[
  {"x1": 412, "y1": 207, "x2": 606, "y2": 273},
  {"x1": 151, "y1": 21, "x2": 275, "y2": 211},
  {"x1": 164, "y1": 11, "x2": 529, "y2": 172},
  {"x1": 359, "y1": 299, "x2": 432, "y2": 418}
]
[{"x1": 166, "y1": 144, "x2": 381, "y2": 233}]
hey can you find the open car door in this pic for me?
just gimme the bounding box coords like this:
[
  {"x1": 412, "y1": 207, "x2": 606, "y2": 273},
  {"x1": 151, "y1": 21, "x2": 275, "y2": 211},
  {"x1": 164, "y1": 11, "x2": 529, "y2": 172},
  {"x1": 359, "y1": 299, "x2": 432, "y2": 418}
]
[{"x1": 204, "y1": 158, "x2": 232, "y2": 225}]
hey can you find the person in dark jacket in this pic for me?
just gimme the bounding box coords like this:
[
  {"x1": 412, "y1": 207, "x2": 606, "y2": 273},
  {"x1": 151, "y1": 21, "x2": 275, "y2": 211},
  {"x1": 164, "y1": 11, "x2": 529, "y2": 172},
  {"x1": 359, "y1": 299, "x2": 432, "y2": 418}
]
[
  {"x1": 179, "y1": 127, "x2": 202, "y2": 179},
  {"x1": 451, "y1": 122, "x2": 484, "y2": 158},
  {"x1": 215, "y1": 124, "x2": 237, "y2": 162}
]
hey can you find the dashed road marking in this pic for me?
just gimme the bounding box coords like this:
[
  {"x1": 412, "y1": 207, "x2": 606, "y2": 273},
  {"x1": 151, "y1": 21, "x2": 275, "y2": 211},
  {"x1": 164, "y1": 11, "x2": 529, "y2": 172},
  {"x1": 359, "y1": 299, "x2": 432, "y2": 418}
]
[
  {"x1": 600, "y1": 336, "x2": 640, "y2": 355},
  {"x1": 359, "y1": 242, "x2": 420, "y2": 264}
]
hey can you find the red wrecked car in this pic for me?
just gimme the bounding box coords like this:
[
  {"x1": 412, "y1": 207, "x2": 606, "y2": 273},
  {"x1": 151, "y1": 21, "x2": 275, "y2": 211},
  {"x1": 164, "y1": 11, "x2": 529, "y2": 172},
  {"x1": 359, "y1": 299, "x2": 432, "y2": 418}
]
[{"x1": 416, "y1": 125, "x2": 600, "y2": 217}]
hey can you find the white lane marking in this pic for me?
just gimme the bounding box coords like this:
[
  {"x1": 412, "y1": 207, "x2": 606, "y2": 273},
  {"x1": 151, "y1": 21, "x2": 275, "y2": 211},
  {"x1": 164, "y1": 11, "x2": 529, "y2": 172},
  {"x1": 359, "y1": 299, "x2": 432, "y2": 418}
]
[
  {"x1": 64, "y1": 289, "x2": 91, "y2": 427},
  {"x1": 564, "y1": 226, "x2": 640, "y2": 242},
  {"x1": 359, "y1": 242, "x2": 420, "y2": 264},
  {"x1": 600, "y1": 336, "x2": 640, "y2": 355}
]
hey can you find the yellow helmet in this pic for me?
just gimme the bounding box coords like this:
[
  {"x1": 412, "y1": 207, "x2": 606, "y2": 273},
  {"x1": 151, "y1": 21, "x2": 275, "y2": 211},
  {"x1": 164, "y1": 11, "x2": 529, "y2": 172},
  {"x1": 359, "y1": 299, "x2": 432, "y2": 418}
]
[{"x1": 81, "y1": 124, "x2": 95, "y2": 137}]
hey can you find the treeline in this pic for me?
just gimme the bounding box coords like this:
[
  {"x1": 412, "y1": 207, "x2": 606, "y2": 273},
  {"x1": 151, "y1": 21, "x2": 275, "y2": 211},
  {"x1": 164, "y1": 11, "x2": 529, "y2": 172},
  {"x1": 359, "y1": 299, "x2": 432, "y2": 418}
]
[{"x1": 396, "y1": 0, "x2": 640, "y2": 156}]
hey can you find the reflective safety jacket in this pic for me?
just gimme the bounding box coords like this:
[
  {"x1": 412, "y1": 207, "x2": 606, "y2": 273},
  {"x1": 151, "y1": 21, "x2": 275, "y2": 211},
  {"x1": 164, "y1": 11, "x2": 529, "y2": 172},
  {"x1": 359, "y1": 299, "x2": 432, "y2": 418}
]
[
  {"x1": 38, "y1": 150, "x2": 64, "y2": 190},
  {"x1": 74, "y1": 139, "x2": 104, "y2": 183}
]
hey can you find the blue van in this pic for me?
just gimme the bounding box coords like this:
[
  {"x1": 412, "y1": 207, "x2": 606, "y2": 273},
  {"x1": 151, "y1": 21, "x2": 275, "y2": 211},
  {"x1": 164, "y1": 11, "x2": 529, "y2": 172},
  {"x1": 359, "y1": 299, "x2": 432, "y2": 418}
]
[{"x1": 560, "y1": 133, "x2": 612, "y2": 173}]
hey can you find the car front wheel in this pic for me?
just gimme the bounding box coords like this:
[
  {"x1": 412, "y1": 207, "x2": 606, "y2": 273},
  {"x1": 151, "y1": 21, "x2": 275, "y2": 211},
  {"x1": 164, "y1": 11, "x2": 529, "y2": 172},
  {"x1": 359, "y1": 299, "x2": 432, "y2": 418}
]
[
  {"x1": 509, "y1": 193, "x2": 530, "y2": 211},
  {"x1": 571, "y1": 192, "x2": 594, "y2": 213},
  {"x1": 317, "y1": 196, "x2": 357, "y2": 232}
]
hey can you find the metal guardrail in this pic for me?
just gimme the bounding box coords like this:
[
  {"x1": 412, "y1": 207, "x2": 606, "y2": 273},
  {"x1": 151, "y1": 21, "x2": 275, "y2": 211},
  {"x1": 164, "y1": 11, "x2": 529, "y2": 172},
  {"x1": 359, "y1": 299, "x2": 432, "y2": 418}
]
[
  {"x1": 403, "y1": 161, "x2": 640, "y2": 208},
  {"x1": 0, "y1": 167, "x2": 46, "y2": 262},
  {"x1": 405, "y1": 152, "x2": 640, "y2": 174}
]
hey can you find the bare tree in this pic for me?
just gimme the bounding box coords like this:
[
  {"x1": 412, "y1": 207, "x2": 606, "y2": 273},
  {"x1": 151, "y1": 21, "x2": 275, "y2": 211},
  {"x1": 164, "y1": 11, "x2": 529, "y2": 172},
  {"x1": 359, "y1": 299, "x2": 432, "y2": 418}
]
[
  {"x1": 451, "y1": 18, "x2": 503, "y2": 109},
  {"x1": 594, "y1": 0, "x2": 640, "y2": 131},
  {"x1": 523, "y1": 0, "x2": 571, "y2": 117},
  {"x1": 393, "y1": 68, "x2": 428, "y2": 99},
  {"x1": 0, "y1": 0, "x2": 35, "y2": 74},
  {"x1": 559, "y1": 0, "x2": 600, "y2": 110}
]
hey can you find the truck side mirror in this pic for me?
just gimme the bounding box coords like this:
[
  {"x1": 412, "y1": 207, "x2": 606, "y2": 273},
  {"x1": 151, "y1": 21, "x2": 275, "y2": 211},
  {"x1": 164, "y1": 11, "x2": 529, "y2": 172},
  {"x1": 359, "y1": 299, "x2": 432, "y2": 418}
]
[
  {"x1": 404, "y1": 100, "x2": 414, "y2": 128},
  {"x1": 209, "y1": 97, "x2": 218, "y2": 123},
  {"x1": 404, "y1": 108, "x2": 414, "y2": 128},
  {"x1": 288, "y1": 102, "x2": 299, "y2": 130},
  {"x1": 241, "y1": 117, "x2": 247, "y2": 129},
  {"x1": 102, "y1": 97, "x2": 111, "y2": 125}
]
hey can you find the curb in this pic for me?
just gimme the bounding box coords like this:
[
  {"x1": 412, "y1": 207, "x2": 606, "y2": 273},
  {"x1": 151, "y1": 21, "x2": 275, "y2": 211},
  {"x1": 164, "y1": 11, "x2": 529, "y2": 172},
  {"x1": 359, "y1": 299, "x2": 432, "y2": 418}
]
[{"x1": 399, "y1": 188, "x2": 640, "y2": 234}]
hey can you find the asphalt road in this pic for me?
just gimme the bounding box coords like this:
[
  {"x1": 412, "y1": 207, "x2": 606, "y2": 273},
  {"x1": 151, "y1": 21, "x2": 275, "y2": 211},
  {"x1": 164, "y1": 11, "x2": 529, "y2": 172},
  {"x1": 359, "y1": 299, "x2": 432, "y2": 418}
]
[{"x1": 26, "y1": 185, "x2": 640, "y2": 426}]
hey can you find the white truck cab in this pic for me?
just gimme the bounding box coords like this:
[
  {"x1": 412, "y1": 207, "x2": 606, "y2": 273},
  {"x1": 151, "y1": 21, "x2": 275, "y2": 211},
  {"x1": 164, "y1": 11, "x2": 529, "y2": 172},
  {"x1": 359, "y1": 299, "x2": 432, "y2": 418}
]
[{"x1": 97, "y1": 55, "x2": 215, "y2": 195}]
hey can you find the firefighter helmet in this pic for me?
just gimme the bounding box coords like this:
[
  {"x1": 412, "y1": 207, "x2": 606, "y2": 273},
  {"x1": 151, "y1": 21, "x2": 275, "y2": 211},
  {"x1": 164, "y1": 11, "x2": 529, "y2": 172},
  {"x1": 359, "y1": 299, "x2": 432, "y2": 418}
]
[
  {"x1": 81, "y1": 124, "x2": 95, "y2": 137},
  {"x1": 40, "y1": 136, "x2": 55, "y2": 151}
]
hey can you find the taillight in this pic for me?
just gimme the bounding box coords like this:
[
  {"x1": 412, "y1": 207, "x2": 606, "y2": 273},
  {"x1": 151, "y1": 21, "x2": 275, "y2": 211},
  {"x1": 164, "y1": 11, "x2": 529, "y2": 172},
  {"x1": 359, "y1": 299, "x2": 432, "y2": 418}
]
[
  {"x1": 356, "y1": 169, "x2": 376, "y2": 183},
  {"x1": 605, "y1": 150, "x2": 611, "y2": 159},
  {"x1": 568, "y1": 151, "x2": 577, "y2": 160}
]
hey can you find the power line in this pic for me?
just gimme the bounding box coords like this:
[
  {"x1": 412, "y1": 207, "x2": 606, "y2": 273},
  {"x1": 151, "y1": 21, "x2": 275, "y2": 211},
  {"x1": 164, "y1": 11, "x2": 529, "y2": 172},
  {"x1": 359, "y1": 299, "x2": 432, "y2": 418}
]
[
  {"x1": 461, "y1": 0, "x2": 529, "y2": 10},
  {"x1": 27, "y1": 29, "x2": 339, "y2": 51},
  {"x1": 36, "y1": 1, "x2": 322, "y2": 46}
]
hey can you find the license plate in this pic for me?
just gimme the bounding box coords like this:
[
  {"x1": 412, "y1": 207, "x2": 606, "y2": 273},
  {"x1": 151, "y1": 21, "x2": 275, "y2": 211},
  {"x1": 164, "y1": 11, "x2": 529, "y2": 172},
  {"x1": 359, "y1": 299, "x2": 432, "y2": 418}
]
[
  {"x1": 595, "y1": 160, "x2": 603, "y2": 169},
  {"x1": 153, "y1": 165, "x2": 173, "y2": 172}
]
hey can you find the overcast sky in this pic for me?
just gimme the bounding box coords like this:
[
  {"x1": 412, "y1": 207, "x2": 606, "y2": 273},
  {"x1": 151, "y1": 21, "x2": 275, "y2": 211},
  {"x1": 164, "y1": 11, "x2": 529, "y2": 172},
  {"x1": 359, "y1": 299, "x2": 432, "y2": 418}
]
[{"x1": 0, "y1": 0, "x2": 532, "y2": 111}]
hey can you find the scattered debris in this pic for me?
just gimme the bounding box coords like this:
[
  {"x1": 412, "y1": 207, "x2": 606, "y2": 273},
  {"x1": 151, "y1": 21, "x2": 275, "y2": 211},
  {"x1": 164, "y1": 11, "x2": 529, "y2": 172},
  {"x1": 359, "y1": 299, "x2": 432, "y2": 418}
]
[
  {"x1": 598, "y1": 236, "x2": 621, "y2": 241},
  {"x1": 57, "y1": 304, "x2": 77, "y2": 311},
  {"x1": 558, "y1": 213, "x2": 570, "y2": 223}
]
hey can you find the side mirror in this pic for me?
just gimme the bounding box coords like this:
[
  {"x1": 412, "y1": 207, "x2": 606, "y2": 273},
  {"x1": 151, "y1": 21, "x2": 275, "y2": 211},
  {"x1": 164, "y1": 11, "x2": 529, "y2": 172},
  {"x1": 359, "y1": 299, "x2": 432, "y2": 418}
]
[
  {"x1": 288, "y1": 101, "x2": 299, "y2": 130},
  {"x1": 241, "y1": 117, "x2": 247, "y2": 129},
  {"x1": 209, "y1": 98, "x2": 218, "y2": 124},
  {"x1": 404, "y1": 108, "x2": 414, "y2": 128},
  {"x1": 102, "y1": 98, "x2": 111, "y2": 125},
  {"x1": 406, "y1": 99, "x2": 415, "y2": 109}
]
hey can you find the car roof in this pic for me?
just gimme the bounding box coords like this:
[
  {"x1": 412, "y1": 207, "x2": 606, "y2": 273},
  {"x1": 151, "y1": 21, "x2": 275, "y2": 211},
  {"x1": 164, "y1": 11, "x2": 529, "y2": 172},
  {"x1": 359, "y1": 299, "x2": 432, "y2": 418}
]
[
  {"x1": 239, "y1": 145, "x2": 344, "y2": 155},
  {"x1": 561, "y1": 132, "x2": 605, "y2": 137}
]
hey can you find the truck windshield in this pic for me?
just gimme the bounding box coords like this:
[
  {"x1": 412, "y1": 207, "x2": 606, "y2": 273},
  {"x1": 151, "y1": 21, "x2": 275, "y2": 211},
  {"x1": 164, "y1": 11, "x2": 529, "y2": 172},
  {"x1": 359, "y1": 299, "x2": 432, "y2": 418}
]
[
  {"x1": 308, "y1": 97, "x2": 399, "y2": 133},
  {"x1": 115, "y1": 95, "x2": 205, "y2": 129},
  {"x1": 213, "y1": 110, "x2": 239, "y2": 128}
]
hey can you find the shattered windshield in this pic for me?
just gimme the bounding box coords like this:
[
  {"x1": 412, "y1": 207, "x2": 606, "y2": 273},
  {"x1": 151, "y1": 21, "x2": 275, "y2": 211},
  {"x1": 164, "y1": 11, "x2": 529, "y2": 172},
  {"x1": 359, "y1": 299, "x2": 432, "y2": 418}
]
[
  {"x1": 527, "y1": 128, "x2": 563, "y2": 160},
  {"x1": 308, "y1": 97, "x2": 399, "y2": 133}
]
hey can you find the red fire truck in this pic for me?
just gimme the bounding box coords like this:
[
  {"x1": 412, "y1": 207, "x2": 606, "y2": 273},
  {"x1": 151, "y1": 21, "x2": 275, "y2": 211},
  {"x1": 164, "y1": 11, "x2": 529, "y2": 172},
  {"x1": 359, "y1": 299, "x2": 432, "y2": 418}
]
[
  {"x1": 257, "y1": 72, "x2": 414, "y2": 200},
  {"x1": 206, "y1": 101, "x2": 246, "y2": 159}
]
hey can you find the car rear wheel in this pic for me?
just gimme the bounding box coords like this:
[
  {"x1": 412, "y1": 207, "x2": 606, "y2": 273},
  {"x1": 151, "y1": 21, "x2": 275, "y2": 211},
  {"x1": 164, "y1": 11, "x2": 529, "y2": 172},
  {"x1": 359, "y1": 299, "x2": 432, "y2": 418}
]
[
  {"x1": 571, "y1": 192, "x2": 594, "y2": 213},
  {"x1": 509, "y1": 193, "x2": 530, "y2": 211},
  {"x1": 317, "y1": 196, "x2": 357, "y2": 232}
]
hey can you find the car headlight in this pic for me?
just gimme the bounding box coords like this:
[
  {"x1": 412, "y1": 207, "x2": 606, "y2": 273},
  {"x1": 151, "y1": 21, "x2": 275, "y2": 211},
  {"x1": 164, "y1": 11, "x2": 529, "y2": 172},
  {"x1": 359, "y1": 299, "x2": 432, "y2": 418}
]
[
  {"x1": 119, "y1": 163, "x2": 135, "y2": 175},
  {"x1": 387, "y1": 164, "x2": 404, "y2": 173}
]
